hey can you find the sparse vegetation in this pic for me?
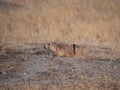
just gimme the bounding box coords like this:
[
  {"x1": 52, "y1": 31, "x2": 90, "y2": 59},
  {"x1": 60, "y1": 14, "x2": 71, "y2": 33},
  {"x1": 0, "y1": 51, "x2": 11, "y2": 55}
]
[
  {"x1": 0, "y1": 0, "x2": 120, "y2": 90},
  {"x1": 0, "y1": 44, "x2": 119, "y2": 90}
]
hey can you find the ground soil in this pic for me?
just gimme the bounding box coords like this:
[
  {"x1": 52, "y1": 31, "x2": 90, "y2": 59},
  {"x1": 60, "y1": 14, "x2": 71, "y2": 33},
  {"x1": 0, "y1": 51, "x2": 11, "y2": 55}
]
[{"x1": 0, "y1": 44, "x2": 120, "y2": 90}]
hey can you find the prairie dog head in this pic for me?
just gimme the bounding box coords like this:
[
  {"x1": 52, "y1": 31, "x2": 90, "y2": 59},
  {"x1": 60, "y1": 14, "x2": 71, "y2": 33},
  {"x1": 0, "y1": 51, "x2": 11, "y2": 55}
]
[{"x1": 44, "y1": 43, "x2": 57, "y2": 52}]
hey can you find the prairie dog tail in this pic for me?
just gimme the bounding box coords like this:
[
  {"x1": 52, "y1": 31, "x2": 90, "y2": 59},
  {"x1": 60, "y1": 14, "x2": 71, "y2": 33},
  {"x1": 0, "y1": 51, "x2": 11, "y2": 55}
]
[{"x1": 73, "y1": 44, "x2": 76, "y2": 55}]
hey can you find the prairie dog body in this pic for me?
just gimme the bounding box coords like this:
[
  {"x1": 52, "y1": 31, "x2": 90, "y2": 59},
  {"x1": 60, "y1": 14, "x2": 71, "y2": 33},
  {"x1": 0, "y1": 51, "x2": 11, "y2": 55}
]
[{"x1": 45, "y1": 42, "x2": 75, "y2": 57}]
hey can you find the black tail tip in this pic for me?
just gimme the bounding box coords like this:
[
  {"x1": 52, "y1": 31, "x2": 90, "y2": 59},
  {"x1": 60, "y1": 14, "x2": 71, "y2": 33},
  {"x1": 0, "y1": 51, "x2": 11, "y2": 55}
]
[{"x1": 73, "y1": 43, "x2": 76, "y2": 54}]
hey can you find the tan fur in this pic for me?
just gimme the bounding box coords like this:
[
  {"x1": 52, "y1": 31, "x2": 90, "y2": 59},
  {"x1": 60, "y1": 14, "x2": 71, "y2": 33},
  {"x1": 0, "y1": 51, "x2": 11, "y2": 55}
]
[{"x1": 45, "y1": 42, "x2": 75, "y2": 57}]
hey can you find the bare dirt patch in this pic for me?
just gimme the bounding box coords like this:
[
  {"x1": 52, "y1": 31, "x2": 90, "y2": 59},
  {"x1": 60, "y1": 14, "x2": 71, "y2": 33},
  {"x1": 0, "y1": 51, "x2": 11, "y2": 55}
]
[{"x1": 0, "y1": 43, "x2": 120, "y2": 90}]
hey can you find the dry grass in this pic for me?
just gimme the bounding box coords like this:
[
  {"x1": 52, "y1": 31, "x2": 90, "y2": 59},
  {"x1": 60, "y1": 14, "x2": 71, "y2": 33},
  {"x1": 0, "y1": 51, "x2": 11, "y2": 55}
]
[
  {"x1": 0, "y1": 0, "x2": 120, "y2": 48},
  {"x1": 0, "y1": 82, "x2": 119, "y2": 90},
  {"x1": 0, "y1": 73, "x2": 119, "y2": 90}
]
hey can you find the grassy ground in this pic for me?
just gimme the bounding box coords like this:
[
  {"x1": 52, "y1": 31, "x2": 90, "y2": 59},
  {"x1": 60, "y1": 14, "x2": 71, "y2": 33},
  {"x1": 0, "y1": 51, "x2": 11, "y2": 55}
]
[{"x1": 0, "y1": 0, "x2": 120, "y2": 48}]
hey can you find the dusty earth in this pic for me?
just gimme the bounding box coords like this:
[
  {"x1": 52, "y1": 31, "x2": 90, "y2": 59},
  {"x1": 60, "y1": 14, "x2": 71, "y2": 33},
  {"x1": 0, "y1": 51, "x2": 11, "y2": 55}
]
[{"x1": 0, "y1": 43, "x2": 120, "y2": 90}]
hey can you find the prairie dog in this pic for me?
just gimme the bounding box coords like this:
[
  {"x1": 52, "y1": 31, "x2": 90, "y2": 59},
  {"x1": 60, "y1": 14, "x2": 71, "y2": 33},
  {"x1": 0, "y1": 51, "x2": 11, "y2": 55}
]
[{"x1": 44, "y1": 42, "x2": 76, "y2": 57}]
